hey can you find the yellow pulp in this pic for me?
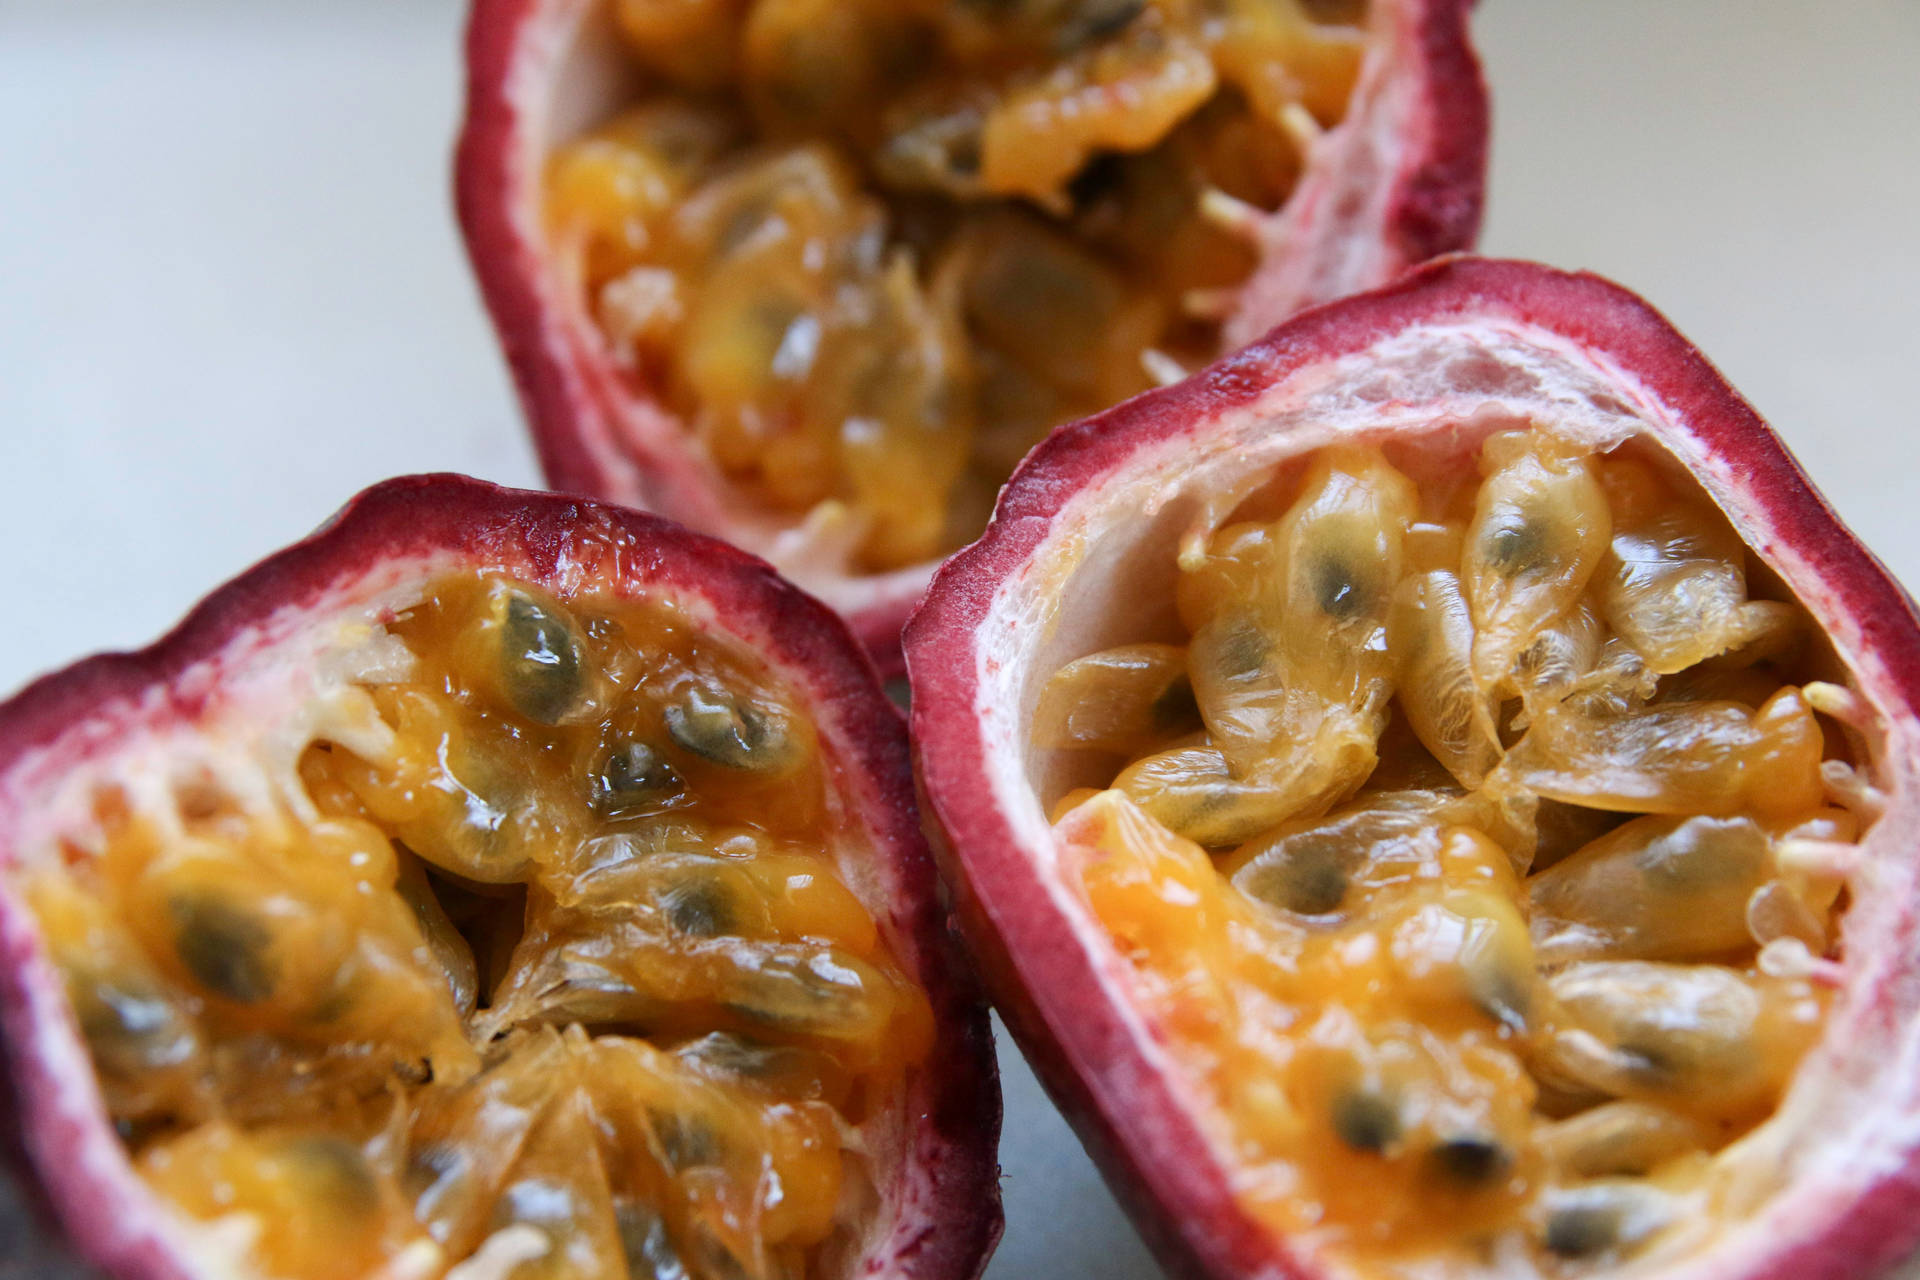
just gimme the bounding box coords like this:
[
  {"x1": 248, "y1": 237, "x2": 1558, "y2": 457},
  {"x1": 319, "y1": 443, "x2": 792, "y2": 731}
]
[
  {"x1": 30, "y1": 574, "x2": 932, "y2": 1280},
  {"x1": 1037, "y1": 432, "x2": 1869, "y2": 1274},
  {"x1": 545, "y1": 0, "x2": 1368, "y2": 571}
]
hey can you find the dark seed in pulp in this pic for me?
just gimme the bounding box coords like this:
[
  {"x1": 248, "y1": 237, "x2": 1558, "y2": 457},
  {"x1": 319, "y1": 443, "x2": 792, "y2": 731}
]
[
  {"x1": 1331, "y1": 1088, "x2": 1401, "y2": 1153},
  {"x1": 499, "y1": 592, "x2": 586, "y2": 724},
  {"x1": 1545, "y1": 1203, "x2": 1622, "y2": 1258},
  {"x1": 170, "y1": 893, "x2": 276, "y2": 1003},
  {"x1": 1261, "y1": 846, "x2": 1349, "y2": 917},
  {"x1": 591, "y1": 740, "x2": 683, "y2": 816},
  {"x1": 1483, "y1": 520, "x2": 1543, "y2": 574},
  {"x1": 662, "y1": 879, "x2": 733, "y2": 937},
  {"x1": 665, "y1": 686, "x2": 791, "y2": 772},
  {"x1": 1428, "y1": 1135, "x2": 1511, "y2": 1186},
  {"x1": 1312, "y1": 555, "x2": 1369, "y2": 620},
  {"x1": 1149, "y1": 675, "x2": 1200, "y2": 733}
]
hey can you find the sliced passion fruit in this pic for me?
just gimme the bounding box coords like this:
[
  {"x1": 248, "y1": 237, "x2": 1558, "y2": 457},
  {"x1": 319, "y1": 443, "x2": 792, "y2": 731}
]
[
  {"x1": 456, "y1": 0, "x2": 1486, "y2": 667},
  {"x1": 0, "y1": 476, "x2": 999, "y2": 1280},
  {"x1": 905, "y1": 259, "x2": 1920, "y2": 1278}
]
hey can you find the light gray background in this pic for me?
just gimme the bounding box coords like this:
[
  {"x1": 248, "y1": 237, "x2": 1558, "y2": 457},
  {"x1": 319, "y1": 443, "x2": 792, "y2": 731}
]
[{"x1": 2, "y1": 3, "x2": 1917, "y2": 1276}]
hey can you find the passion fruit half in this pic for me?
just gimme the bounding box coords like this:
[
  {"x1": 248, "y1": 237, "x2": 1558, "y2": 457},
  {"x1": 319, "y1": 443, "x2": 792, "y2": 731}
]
[
  {"x1": 0, "y1": 475, "x2": 1000, "y2": 1280},
  {"x1": 905, "y1": 258, "x2": 1920, "y2": 1278},
  {"x1": 456, "y1": 0, "x2": 1487, "y2": 668}
]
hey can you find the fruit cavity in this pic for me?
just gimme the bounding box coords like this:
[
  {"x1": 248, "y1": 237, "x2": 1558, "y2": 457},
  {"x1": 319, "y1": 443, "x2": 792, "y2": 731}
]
[
  {"x1": 1037, "y1": 428, "x2": 1871, "y2": 1274},
  {"x1": 544, "y1": 0, "x2": 1368, "y2": 573}
]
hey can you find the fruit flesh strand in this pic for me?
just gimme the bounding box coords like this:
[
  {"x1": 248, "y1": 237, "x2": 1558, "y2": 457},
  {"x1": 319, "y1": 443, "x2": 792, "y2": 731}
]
[
  {"x1": 545, "y1": 0, "x2": 1367, "y2": 573},
  {"x1": 1036, "y1": 428, "x2": 1872, "y2": 1275},
  {"x1": 26, "y1": 573, "x2": 931, "y2": 1280}
]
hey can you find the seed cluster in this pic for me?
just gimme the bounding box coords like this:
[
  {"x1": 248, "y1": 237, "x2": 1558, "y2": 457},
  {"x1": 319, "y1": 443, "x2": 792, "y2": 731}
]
[
  {"x1": 28, "y1": 573, "x2": 929, "y2": 1280},
  {"x1": 1038, "y1": 429, "x2": 1872, "y2": 1273},
  {"x1": 545, "y1": 0, "x2": 1366, "y2": 571}
]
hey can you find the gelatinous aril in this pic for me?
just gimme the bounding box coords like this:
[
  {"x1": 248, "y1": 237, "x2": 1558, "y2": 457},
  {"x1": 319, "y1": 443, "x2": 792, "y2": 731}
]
[
  {"x1": 906, "y1": 259, "x2": 1920, "y2": 1279},
  {"x1": 457, "y1": 0, "x2": 1488, "y2": 668},
  {"x1": 0, "y1": 476, "x2": 999, "y2": 1280}
]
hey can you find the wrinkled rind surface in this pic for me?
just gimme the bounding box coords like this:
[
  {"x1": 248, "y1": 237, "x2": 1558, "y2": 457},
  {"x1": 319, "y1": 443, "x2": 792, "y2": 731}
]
[
  {"x1": 905, "y1": 257, "x2": 1920, "y2": 1280},
  {"x1": 454, "y1": 0, "x2": 1488, "y2": 673},
  {"x1": 0, "y1": 474, "x2": 1002, "y2": 1280}
]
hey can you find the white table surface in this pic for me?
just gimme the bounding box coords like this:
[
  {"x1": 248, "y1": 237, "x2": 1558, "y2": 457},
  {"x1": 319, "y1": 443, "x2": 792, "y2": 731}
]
[{"x1": 2, "y1": 3, "x2": 1917, "y2": 1276}]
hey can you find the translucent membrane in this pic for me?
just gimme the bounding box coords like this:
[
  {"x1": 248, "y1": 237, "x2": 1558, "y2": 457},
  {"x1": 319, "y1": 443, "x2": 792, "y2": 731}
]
[
  {"x1": 545, "y1": 0, "x2": 1368, "y2": 572},
  {"x1": 30, "y1": 573, "x2": 931, "y2": 1280},
  {"x1": 1037, "y1": 428, "x2": 1872, "y2": 1275}
]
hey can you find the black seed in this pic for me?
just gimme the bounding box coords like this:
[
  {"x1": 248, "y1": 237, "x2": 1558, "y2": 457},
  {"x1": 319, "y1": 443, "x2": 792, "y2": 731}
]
[
  {"x1": 1428, "y1": 1136, "x2": 1511, "y2": 1186},
  {"x1": 1150, "y1": 674, "x2": 1200, "y2": 732},
  {"x1": 1546, "y1": 1203, "x2": 1622, "y2": 1258},
  {"x1": 1482, "y1": 519, "x2": 1543, "y2": 574},
  {"x1": 1286, "y1": 848, "x2": 1349, "y2": 916},
  {"x1": 664, "y1": 686, "x2": 790, "y2": 772},
  {"x1": 1331, "y1": 1089, "x2": 1401, "y2": 1153},
  {"x1": 499, "y1": 591, "x2": 585, "y2": 724},
  {"x1": 1312, "y1": 556, "x2": 1369, "y2": 620},
  {"x1": 591, "y1": 740, "x2": 682, "y2": 817},
  {"x1": 1068, "y1": 151, "x2": 1127, "y2": 210},
  {"x1": 662, "y1": 880, "x2": 733, "y2": 937},
  {"x1": 170, "y1": 894, "x2": 276, "y2": 1003}
]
